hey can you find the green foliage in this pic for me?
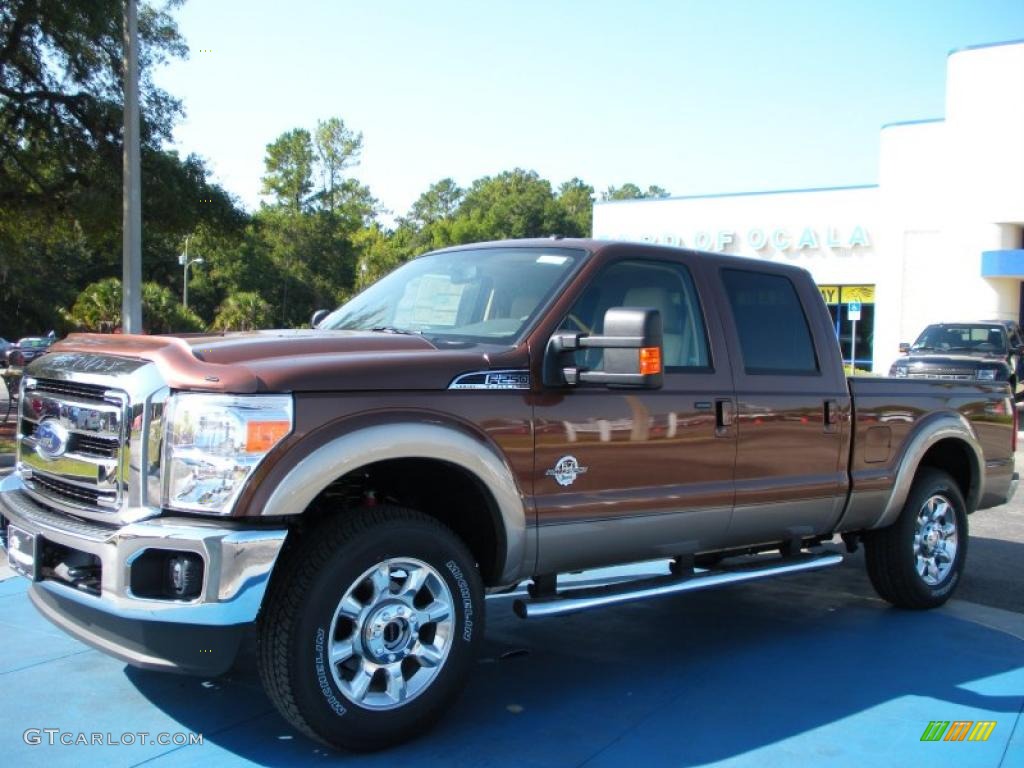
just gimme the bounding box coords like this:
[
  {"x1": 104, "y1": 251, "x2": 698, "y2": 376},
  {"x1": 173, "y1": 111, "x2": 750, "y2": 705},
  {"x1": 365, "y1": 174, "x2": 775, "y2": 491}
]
[
  {"x1": 450, "y1": 168, "x2": 572, "y2": 243},
  {"x1": 142, "y1": 281, "x2": 204, "y2": 333},
  {"x1": 557, "y1": 178, "x2": 595, "y2": 237},
  {"x1": 315, "y1": 117, "x2": 363, "y2": 212},
  {"x1": 0, "y1": 0, "x2": 244, "y2": 338},
  {"x1": 61, "y1": 277, "x2": 123, "y2": 333},
  {"x1": 63, "y1": 277, "x2": 203, "y2": 333},
  {"x1": 408, "y1": 178, "x2": 463, "y2": 226},
  {"x1": 213, "y1": 292, "x2": 273, "y2": 331},
  {"x1": 261, "y1": 128, "x2": 315, "y2": 211},
  {"x1": 602, "y1": 183, "x2": 671, "y2": 201}
]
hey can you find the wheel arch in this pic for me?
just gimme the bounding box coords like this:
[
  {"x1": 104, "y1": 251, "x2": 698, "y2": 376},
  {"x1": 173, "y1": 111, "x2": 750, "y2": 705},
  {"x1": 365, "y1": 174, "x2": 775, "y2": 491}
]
[
  {"x1": 255, "y1": 420, "x2": 532, "y2": 586},
  {"x1": 870, "y1": 412, "x2": 983, "y2": 530}
]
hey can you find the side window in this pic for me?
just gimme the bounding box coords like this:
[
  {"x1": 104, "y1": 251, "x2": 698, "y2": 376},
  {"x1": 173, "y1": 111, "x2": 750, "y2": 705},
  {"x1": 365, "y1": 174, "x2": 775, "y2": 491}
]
[
  {"x1": 559, "y1": 260, "x2": 710, "y2": 370},
  {"x1": 721, "y1": 269, "x2": 819, "y2": 375}
]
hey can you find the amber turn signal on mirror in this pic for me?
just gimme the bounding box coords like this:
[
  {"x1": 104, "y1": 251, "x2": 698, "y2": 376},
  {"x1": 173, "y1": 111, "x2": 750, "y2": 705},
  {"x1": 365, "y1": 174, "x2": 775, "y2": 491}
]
[{"x1": 639, "y1": 347, "x2": 662, "y2": 375}]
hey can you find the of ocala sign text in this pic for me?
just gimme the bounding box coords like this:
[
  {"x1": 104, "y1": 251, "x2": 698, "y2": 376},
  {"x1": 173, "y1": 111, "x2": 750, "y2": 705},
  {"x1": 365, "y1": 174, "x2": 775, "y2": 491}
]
[{"x1": 603, "y1": 226, "x2": 871, "y2": 255}]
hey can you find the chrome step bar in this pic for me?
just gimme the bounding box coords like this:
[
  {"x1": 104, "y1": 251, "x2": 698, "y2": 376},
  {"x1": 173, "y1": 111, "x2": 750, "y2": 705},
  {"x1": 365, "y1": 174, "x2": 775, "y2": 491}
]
[{"x1": 513, "y1": 552, "x2": 844, "y2": 619}]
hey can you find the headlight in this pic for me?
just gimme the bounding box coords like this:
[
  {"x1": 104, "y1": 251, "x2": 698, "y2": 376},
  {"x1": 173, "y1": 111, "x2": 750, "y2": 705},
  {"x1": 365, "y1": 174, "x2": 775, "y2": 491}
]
[
  {"x1": 976, "y1": 369, "x2": 999, "y2": 381},
  {"x1": 162, "y1": 393, "x2": 293, "y2": 515},
  {"x1": 890, "y1": 364, "x2": 908, "y2": 378}
]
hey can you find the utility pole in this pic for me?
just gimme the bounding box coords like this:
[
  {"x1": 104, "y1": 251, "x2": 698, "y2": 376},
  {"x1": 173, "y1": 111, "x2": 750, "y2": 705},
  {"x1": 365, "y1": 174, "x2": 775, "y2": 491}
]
[{"x1": 122, "y1": 0, "x2": 142, "y2": 333}]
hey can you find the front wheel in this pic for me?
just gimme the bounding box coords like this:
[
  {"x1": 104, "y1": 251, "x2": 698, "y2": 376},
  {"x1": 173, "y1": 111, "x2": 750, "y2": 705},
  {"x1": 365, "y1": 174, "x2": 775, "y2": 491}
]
[
  {"x1": 257, "y1": 506, "x2": 484, "y2": 751},
  {"x1": 864, "y1": 468, "x2": 968, "y2": 609}
]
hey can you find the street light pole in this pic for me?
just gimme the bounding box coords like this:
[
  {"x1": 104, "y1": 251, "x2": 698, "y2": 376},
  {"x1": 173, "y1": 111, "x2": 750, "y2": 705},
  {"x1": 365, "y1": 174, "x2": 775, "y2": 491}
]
[
  {"x1": 122, "y1": 0, "x2": 142, "y2": 333},
  {"x1": 179, "y1": 236, "x2": 203, "y2": 310}
]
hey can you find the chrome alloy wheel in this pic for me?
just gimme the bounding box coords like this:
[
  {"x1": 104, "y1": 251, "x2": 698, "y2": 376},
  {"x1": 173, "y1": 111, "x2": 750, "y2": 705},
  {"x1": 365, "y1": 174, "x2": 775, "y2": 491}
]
[
  {"x1": 327, "y1": 558, "x2": 454, "y2": 711},
  {"x1": 913, "y1": 494, "x2": 959, "y2": 586}
]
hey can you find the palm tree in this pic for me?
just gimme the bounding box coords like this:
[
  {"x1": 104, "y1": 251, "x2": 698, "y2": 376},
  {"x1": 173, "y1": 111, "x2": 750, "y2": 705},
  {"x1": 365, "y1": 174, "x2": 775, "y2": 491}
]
[{"x1": 213, "y1": 292, "x2": 273, "y2": 332}]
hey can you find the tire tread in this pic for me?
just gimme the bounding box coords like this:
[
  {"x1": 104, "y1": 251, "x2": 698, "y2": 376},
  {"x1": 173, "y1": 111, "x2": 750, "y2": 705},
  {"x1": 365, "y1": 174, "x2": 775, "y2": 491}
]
[
  {"x1": 863, "y1": 468, "x2": 966, "y2": 610},
  {"x1": 256, "y1": 506, "x2": 466, "y2": 748}
]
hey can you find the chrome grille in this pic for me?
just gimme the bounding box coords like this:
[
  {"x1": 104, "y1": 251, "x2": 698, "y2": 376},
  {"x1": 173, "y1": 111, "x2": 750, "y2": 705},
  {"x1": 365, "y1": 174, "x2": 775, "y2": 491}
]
[
  {"x1": 30, "y1": 475, "x2": 110, "y2": 507},
  {"x1": 28, "y1": 378, "x2": 112, "y2": 402},
  {"x1": 908, "y1": 372, "x2": 974, "y2": 381},
  {"x1": 19, "y1": 376, "x2": 127, "y2": 515}
]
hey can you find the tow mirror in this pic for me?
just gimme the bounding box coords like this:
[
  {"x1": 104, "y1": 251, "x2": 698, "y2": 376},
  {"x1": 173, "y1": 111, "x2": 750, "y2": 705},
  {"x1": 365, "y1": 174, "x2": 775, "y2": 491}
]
[
  {"x1": 898, "y1": 342, "x2": 910, "y2": 354},
  {"x1": 544, "y1": 307, "x2": 663, "y2": 389},
  {"x1": 311, "y1": 309, "x2": 330, "y2": 328}
]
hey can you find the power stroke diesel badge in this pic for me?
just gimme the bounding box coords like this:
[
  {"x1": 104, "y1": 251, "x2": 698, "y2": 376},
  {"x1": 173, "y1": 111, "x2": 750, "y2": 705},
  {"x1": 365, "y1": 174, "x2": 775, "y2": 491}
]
[{"x1": 546, "y1": 455, "x2": 588, "y2": 487}]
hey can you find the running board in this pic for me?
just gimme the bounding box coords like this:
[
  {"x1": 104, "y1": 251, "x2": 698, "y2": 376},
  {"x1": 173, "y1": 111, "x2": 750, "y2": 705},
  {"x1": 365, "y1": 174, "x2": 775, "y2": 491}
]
[{"x1": 513, "y1": 552, "x2": 844, "y2": 619}]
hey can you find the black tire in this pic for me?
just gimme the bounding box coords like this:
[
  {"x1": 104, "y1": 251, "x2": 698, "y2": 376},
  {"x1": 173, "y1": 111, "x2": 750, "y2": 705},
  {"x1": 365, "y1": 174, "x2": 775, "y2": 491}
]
[
  {"x1": 257, "y1": 506, "x2": 484, "y2": 751},
  {"x1": 864, "y1": 468, "x2": 968, "y2": 609}
]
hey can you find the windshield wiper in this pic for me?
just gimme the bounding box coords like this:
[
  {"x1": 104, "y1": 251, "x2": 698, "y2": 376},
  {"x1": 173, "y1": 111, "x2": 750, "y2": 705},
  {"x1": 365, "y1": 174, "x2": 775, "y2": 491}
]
[{"x1": 370, "y1": 326, "x2": 421, "y2": 335}]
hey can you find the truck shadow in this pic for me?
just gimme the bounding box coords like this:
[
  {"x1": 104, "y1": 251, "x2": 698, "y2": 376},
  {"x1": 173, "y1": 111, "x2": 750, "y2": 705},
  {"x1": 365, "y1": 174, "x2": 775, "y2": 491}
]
[{"x1": 123, "y1": 566, "x2": 1024, "y2": 766}]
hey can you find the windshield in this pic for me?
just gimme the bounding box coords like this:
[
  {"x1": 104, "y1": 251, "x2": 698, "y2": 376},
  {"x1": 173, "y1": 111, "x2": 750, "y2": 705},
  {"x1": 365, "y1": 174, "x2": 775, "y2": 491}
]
[
  {"x1": 912, "y1": 324, "x2": 1006, "y2": 354},
  {"x1": 320, "y1": 247, "x2": 584, "y2": 343},
  {"x1": 18, "y1": 338, "x2": 49, "y2": 348}
]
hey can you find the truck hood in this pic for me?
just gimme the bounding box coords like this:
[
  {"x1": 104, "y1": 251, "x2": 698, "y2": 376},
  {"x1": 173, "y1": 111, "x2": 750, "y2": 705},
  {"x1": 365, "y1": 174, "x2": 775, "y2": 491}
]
[{"x1": 41, "y1": 331, "x2": 528, "y2": 393}]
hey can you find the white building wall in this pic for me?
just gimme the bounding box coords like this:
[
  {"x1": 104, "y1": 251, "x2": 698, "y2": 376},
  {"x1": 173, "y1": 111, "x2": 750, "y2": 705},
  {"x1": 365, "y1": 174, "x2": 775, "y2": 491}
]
[{"x1": 593, "y1": 39, "x2": 1024, "y2": 376}]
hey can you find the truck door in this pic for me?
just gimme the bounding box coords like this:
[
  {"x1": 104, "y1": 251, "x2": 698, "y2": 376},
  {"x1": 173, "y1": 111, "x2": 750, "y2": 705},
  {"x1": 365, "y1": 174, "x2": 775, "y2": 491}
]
[
  {"x1": 532, "y1": 254, "x2": 737, "y2": 574},
  {"x1": 715, "y1": 266, "x2": 850, "y2": 546}
]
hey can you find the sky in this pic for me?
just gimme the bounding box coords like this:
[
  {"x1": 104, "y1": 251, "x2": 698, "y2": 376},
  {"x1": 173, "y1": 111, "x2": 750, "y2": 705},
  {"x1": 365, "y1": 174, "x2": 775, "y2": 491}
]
[{"x1": 153, "y1": 0, "x2": 1024, "y2": 220}]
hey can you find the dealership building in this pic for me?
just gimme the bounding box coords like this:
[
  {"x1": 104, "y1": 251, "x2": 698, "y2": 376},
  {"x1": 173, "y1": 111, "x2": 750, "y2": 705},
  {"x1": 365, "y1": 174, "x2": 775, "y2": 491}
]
[{"x1": 592, "y1": 39, "x2": 1024, "y2": 374}]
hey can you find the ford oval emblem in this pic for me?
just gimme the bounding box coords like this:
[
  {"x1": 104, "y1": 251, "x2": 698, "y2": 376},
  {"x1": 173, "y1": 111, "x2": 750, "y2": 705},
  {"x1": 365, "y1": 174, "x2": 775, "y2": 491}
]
[{"x1": 35, "y1": 419, "x2": 70, "y2": 460}]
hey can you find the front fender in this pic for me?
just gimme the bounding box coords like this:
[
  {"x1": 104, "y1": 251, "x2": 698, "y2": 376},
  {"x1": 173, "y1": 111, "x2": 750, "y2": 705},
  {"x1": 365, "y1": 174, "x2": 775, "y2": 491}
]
[{"x1": 256, "y1": 422, "x2": 531, "y2": 584}]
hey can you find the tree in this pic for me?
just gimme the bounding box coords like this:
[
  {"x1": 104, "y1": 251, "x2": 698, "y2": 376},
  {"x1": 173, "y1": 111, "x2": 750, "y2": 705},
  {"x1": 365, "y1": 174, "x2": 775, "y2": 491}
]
[
  {"x1": 63, "y1": 277, "x2": 203, "y2": 333},
  {"x1": 61, "y1": 277, "x2": 123, "y2": 332},
  {"x1": 353, "y1": 224, "x2": 409, "y2": 291},
  {"x1": 557, "y1": 178, "x2": 594, "y2": 237},
  {"x1": 142, "y1": 281, "x2": 204, "y2": 333},
  {"x1": 314, "y1": 117, "x2": 363, "y2": 212},
  {"x1": 212, "y1": 292, "x2": 273, "y2": 331},
  {"x1": 408, "y1": 178, "x2": 463, "y2": 226},
  {"x1": 0, "y1": 0, "x2": 186, "y2": 217},
  {"x1": 261, "y1": 128, "x2": 314, "y2": 210},
  {"x1": 0, "y1": 1, "x2": 249, "y2": 338},
  {"x1": 453, "y1": 168, "x2": 570, "y2": 243},
  {"x1": 602, "y1": 183, "x2": 671, "y2": 201}
]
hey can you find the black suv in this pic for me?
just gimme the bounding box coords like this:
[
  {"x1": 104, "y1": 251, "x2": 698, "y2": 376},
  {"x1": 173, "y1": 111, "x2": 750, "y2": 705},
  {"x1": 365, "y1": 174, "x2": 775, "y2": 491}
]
[{"x1": 890, "y1": 321, "x2": 1024, "y2": 398}]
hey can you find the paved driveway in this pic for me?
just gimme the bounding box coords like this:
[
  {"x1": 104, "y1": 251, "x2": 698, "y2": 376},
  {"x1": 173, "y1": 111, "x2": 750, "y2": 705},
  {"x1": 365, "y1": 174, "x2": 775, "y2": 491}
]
[{"x1": 1, "y1": 464, "x2": 1022, "y2": 767}]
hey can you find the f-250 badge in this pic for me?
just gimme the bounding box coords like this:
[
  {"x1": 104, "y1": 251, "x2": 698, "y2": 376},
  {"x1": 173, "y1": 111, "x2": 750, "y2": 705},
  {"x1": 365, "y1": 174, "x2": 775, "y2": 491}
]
[{"x1": 546, "y1": 455, "x2": 588, "y2": 486}]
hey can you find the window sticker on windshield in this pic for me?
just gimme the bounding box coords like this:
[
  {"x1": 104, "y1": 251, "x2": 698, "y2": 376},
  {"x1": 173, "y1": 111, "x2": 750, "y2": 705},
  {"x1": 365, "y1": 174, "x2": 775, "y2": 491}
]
[
  {"x1": 393, "y1": 274, "x2": 465, "y2": 327},
  {"x1": 536, "y1": 255, "x2": 568, "y2": 265}
]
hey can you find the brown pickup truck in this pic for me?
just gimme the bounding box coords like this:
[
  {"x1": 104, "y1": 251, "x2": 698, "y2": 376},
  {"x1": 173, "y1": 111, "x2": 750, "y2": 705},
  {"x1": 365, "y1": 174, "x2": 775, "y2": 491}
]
[{"x1": 0, "y1": 239, "x2": 1018, "y2": 750}]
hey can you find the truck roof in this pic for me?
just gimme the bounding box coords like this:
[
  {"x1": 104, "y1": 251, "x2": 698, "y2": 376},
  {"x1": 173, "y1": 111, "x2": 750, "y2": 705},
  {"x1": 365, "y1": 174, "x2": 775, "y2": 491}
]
[{"x1": 433, "y1": 238, "x2": 815, "y2": 280}]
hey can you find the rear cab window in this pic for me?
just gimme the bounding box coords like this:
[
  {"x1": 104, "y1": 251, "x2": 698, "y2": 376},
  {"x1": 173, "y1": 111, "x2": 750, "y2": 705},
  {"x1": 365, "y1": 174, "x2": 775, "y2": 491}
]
[{"x1": 720, "y1": 269, "x2": 819, "y2": 375}]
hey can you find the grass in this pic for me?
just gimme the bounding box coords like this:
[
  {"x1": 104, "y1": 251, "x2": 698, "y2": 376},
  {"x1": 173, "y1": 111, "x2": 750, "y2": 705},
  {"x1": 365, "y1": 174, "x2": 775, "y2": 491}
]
[{"x1": 0, "y1": 437, "x2": 15, "y2": 455}]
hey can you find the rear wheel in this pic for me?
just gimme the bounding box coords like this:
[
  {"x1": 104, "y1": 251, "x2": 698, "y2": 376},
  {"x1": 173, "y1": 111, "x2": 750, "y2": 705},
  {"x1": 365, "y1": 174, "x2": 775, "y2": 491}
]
[
  {"x1": 864, "y1": 468, "x2": 967, "y2": 609},
  {"x1": 258, "y1": 506, "x2": 484, "y2": 751}
]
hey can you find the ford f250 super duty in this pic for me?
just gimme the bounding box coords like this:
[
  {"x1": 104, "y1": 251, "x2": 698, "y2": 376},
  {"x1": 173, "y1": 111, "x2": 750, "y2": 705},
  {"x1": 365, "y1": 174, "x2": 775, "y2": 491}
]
[{"x1": 0, "y1": 239, "x2": 1018, "y2": 750}]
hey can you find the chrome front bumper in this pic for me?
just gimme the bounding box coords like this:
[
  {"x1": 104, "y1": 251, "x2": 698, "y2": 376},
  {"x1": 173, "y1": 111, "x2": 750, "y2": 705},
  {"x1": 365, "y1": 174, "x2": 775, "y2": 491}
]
[{"x1": 0, "y1": 472, "x2": 287, "y2": 674}]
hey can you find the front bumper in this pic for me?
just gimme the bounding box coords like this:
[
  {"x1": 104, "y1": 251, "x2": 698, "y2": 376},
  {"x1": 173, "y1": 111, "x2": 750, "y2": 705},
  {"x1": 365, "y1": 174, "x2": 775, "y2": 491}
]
[{"x1": 0, "y1": 473, "x2": 287, "y2": 675}]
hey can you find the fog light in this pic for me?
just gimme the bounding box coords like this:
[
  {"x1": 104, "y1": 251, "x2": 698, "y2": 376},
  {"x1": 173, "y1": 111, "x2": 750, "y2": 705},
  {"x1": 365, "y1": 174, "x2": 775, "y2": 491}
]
[
  {"x1": 130, "y1": 549, "x2": 205, "y2": 600},
  {"x1": 167, "y1": 553, "x2": 203, "y2": 599}
]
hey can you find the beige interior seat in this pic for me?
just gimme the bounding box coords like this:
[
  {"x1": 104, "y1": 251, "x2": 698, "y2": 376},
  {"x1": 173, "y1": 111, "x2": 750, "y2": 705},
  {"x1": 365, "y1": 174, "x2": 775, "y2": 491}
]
[
  {"x1": 622, "y1": 286, "x2": 684, "y2": 366},
  {"x1": 510, "y1": 292, "x2": 541, "y2": 320}
]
